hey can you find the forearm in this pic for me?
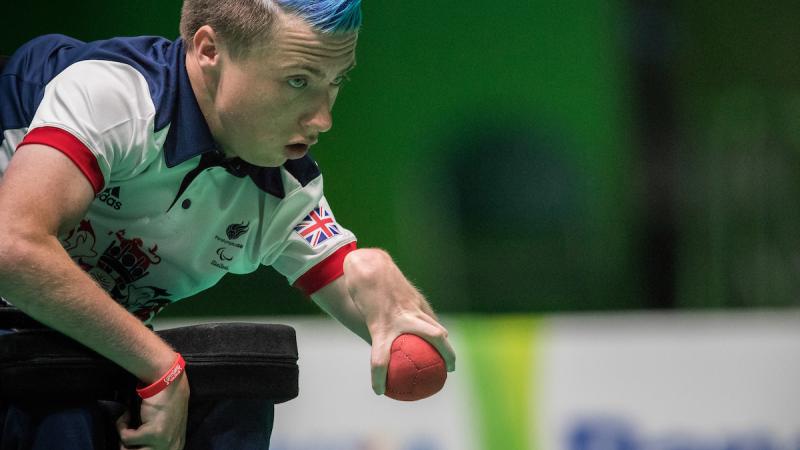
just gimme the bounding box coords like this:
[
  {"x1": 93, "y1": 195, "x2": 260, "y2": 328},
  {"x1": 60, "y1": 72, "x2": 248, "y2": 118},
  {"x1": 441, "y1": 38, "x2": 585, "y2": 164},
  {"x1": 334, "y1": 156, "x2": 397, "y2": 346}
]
[
  {"x1": 311, "y1": 277, "x2": 370, "y2": 343},
  {"x1": 343, "y1": 248, "x2": 437, "y2": 323},
  {"x1": 0, "y1": 234, "x2": 177, "y2": 382},
  {"x1": 311, "y1": 248, "x2": 427, "y2": 344}
]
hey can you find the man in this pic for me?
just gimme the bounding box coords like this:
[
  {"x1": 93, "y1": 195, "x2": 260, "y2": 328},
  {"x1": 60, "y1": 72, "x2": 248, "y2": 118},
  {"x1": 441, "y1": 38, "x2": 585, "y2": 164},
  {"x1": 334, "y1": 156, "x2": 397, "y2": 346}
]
[{"x1": 0, "y1": 0, "x2": 456, "y2": 448}]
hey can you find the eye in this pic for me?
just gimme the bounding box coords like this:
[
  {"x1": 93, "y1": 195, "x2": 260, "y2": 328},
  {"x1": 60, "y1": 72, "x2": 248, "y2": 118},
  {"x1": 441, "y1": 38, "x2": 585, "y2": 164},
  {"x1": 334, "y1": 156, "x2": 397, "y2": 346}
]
[
  {"x1": 288, "y1": 78, "x2": 307, "y2": 89},
  {"x1": 331, "y1": 75, "x2": 350, "y2": 86}
]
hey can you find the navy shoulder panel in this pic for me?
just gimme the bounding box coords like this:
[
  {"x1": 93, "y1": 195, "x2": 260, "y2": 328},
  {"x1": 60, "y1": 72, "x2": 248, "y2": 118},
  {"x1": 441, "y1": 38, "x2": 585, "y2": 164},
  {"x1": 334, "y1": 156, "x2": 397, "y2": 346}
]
[{"x1": 0, "y1": 34, "x2": 180, "y2": 135}]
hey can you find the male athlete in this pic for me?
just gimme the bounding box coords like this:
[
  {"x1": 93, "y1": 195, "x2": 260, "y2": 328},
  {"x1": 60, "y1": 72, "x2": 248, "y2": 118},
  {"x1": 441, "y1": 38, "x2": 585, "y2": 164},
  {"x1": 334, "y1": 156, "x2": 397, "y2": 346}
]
[{"x1": 0, "y1": 0, "x2": 456, "y2": 449}]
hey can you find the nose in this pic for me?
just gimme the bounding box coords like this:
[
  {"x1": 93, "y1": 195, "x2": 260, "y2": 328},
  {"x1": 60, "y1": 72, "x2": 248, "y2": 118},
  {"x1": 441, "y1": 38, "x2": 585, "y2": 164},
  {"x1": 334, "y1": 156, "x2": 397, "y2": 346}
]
[{"x1": 303, "y1": 93, "x2": 333, "y2": 134}]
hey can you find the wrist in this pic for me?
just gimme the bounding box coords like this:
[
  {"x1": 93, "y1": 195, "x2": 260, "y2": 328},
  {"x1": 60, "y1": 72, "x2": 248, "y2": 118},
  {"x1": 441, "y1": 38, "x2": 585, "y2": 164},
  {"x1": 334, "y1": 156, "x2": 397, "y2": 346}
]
[{"x1": 137, "y1": 353, "x2": 185, "y2": 399}]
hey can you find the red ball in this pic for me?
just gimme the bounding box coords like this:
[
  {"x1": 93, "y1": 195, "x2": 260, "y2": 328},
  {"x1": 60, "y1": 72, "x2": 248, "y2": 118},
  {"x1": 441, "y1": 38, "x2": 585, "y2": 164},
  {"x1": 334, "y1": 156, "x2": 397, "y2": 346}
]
[{"x1": 384, "y1": 334, "x2": 447, "y2": 401}]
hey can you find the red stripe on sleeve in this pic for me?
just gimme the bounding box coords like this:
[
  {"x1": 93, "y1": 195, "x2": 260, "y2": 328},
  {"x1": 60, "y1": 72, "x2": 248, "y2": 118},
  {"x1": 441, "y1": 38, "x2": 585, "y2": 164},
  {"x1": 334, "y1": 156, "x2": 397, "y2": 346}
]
[
  {"x1": 17, "y1": 126, "x2": 105, "y2": 194},
  {"x1": 294, "y1": 242, "x2": 357, "y2": 296}
]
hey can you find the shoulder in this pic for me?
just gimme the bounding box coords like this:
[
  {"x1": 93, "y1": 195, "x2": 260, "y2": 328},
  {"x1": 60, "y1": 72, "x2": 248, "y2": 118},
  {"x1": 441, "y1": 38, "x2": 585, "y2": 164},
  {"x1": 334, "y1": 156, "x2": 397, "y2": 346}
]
[
  {"x1": 7, "y1": 34, "x2": 177, "y2": 85},
  {"x1": 7, "y1": 35, "x2": 183, "y2": 124}
]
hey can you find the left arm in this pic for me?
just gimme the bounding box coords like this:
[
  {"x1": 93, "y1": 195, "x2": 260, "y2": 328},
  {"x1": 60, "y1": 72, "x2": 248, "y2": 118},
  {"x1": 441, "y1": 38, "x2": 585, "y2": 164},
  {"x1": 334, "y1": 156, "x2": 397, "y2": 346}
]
[
  {"x1": 311, "y1": 274, "x2": 371, "y2": 344},
  {"x1": 311, "y1": 247, "x2": 456, "y2": 395}
]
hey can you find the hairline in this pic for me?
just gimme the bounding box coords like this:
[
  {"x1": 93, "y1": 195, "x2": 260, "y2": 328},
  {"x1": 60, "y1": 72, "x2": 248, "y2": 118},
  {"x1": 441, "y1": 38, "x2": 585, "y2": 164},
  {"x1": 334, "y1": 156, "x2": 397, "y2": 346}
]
[
  {"x1": 180, "y1": 0, "x2": 361, "y2": 55},
  {"x1": 182, "y1": 1, "x2": 361, "y2": 59}
]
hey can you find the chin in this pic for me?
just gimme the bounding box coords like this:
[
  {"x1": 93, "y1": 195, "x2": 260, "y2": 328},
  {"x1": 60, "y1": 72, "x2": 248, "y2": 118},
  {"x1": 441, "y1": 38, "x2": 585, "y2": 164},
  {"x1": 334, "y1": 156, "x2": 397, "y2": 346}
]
[
  {"x1": 242, "y1": 155, "x2": 286, "y2": 168},
  {"x1": 224, "y1": 144, "x2": 285, "y2": 167}
]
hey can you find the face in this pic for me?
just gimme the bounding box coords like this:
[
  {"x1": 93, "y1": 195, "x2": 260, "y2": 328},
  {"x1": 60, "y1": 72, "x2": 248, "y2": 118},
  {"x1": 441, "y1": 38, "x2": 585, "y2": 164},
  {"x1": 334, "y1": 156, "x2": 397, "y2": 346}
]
[{"x1": 201, "y1": 13, "x2": 358, "y2": 167}]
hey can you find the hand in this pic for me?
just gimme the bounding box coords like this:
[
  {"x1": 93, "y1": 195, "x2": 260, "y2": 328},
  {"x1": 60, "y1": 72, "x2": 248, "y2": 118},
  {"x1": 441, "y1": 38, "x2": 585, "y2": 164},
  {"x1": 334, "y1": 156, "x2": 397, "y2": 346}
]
[
  {"x1": 344, "y1": 248, "x2": 456, "y2": 395},
  {"x1": 117, "y1": 374, "x2": 190, "y2": 450},
  {"x1": 366, "y1": 307, "x2": 456, "y2": 396}
]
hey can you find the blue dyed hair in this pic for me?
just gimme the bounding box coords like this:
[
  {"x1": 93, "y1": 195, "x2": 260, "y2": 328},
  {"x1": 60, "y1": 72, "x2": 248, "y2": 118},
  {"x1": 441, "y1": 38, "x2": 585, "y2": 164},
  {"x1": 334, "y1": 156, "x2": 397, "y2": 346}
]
[
  {"x1": 180, "y1": 0, "x2": 362, "y2": 57},
  {"x1": 275, "y1": 0, "x2": 362, "y2": 34}
]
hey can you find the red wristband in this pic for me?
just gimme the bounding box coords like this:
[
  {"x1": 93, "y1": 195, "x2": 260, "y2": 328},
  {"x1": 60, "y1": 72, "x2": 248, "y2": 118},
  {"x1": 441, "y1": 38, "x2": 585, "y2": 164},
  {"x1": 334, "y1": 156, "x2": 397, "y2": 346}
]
[{"x1": 136, "y1": 353, "x2": 186, "y2": 399}]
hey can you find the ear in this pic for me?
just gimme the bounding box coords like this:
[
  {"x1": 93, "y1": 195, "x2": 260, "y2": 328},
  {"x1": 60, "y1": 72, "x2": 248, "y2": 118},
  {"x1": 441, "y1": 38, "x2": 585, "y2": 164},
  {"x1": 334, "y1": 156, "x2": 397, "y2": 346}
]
[{"x1": 191, "y1": 25, "x2": 221, "y2": 70}]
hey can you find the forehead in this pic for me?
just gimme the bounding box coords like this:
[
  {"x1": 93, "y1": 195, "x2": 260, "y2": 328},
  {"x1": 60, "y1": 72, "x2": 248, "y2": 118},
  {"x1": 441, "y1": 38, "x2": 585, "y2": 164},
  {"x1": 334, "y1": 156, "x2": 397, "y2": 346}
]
[{"x1": 264, "y1": 12, "x2": 358, "y2": 70}]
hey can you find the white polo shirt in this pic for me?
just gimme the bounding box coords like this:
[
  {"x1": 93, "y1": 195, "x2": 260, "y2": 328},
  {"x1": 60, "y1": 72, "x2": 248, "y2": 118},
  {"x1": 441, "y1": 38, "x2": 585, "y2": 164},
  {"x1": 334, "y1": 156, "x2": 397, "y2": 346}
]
[{"x1": 0, "y1": 34, "x2": 356, "y2": 322}]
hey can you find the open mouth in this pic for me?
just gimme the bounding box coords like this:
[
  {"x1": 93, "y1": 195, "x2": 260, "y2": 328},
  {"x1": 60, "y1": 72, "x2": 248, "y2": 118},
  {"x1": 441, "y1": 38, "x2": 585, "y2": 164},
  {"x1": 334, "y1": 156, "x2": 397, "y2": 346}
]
[
  {"x1": 285, "y1": 143, "x2": 309, "y2": 159},
  {"x1": 286, "y1": 143, "x2": 308, "y2": 152}
]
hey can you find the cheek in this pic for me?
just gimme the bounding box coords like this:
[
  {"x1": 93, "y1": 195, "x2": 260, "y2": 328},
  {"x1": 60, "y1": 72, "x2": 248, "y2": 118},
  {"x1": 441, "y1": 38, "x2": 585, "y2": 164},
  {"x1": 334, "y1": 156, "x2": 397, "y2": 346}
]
[
  {"x1": 217, "y1": 71, "x2": 276, "y2": 117},
  {"x1": 258, "y1": 95, "x2": 306, "y2": 131},
  {"x1": 218, "y1": 92, "x2": 273, "y2": 136},
  {"x1": 216, "y1": 76, "x2": 303, "y2": 138},
  {"x1": 218, "y1": 87, "x2": 260, "y2": 119}
]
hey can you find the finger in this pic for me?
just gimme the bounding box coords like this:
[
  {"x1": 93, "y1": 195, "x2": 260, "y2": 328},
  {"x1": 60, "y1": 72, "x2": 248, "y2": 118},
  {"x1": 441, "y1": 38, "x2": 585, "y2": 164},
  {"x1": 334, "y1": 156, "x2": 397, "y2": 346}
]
[
  {"x1": 115, "y1": 410, "x2": 131, "y2": 434},
  {"x1": 119, "y1": 425, "x2": 157, "y2": 448},
  {"x1": 432, "y1": 335, "x2": 456, "y2": 372},
  {"x1": 370, "y1": 338, "x2": 391, "y2": 395},
  {"x1": 412, "y1": 323, "x2": 457, "y2": 373},
  {"x1": 385, "y1": 317, "x2": 456, "y2": 373},
  {"x1": 413, "y1": 310, "x2": 443, "y2": 330},
  {"x1": 371, "y1": 362, "x2": 388, "y2": 396},
  {"x1": 405, "y1": 307, "x2": 448, "y2": 335}
]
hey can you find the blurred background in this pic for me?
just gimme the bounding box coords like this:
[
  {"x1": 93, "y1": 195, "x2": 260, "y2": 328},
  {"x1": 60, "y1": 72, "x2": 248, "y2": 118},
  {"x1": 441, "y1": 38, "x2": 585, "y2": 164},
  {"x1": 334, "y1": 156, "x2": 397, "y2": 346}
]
[
  {"x1": 3, "y1": 1, "x2": 799, "y2": 449},
  {"x1": 4, "y1": 0, "x2": 800, "y2": 316}
]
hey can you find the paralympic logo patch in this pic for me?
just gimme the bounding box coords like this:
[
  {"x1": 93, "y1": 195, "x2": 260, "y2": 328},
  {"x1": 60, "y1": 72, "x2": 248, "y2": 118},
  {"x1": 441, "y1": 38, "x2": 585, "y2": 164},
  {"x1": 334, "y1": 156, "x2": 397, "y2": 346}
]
[{"x1": 226, "y1": 221, "x2": 250, "y2": 240}]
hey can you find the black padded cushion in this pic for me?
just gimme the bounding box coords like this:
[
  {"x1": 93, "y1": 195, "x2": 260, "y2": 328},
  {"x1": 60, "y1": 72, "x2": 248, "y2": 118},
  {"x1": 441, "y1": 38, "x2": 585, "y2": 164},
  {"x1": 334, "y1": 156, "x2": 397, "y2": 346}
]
[
  {"x1": 0, "y1": 327, "x2": 134, "y2": 401},
  {"x1": 0, "y1": 311, "x2": 298, "y2": 403},
  {"x1": 159, "y1": 323, "x2": 298, "y2": 401}
]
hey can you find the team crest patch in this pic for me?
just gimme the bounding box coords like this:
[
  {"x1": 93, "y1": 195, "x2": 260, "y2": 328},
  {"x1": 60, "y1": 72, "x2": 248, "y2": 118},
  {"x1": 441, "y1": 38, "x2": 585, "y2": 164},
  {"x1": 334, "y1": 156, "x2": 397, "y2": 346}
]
[
  {"x1": 293, "y1": 206, "x2": 341, "y2": 248},
  {"x1": 61, "y1": 220, "x2": 172, "y2": 323}
]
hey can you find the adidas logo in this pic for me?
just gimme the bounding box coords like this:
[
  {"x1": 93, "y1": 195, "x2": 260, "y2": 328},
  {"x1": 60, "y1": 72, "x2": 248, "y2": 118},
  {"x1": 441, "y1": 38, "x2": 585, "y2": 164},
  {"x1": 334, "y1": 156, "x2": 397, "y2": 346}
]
[{"x1": 97, "y1": 186, "x2": 123, "y2": 210}]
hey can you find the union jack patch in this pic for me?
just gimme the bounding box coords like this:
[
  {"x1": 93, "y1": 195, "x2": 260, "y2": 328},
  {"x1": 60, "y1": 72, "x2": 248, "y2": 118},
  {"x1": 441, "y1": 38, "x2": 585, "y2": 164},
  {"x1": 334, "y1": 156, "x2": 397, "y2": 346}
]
[{"x1": 293, "y1": 206, "x2": 341, "y2": 248}]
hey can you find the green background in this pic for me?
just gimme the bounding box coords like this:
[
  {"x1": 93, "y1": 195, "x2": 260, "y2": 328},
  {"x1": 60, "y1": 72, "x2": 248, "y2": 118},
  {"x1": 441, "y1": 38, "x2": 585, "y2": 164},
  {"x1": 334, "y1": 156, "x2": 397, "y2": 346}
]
[{"x1": 3, "y1": 1, "x2": 798, "y2": 316}]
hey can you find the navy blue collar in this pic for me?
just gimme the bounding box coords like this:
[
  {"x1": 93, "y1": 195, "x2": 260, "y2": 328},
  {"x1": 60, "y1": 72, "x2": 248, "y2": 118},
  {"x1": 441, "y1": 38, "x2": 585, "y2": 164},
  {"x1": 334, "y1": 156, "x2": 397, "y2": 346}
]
[{"x1": 162, "y1": 39, "x2": 321, "y2": 198}]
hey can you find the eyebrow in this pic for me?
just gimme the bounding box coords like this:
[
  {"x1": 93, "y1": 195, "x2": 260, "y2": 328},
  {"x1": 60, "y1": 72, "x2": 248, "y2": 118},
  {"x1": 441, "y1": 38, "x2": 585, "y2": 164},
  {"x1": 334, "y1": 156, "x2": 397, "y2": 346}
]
[{"x1": 284, "y1": 61, "x2": 357, "y2": 78}]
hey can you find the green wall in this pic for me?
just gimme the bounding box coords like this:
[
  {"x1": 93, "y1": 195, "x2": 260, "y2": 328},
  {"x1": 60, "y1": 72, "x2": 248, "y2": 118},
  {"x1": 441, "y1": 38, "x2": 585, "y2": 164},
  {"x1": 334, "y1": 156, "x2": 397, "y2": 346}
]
[
  {"x1": 673, "y1": 2, "x2": 800, "y2": 309},
  {"x1": 2, "y1": 1, "x2": 635, "y2": 316}
]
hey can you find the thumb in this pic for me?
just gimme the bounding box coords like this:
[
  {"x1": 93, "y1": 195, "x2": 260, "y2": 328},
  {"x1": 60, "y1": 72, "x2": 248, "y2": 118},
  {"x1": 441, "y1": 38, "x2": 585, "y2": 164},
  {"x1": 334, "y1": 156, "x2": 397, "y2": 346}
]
[{"x1": 370, "y1": 337, "x2": 391, "y2": 395}]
